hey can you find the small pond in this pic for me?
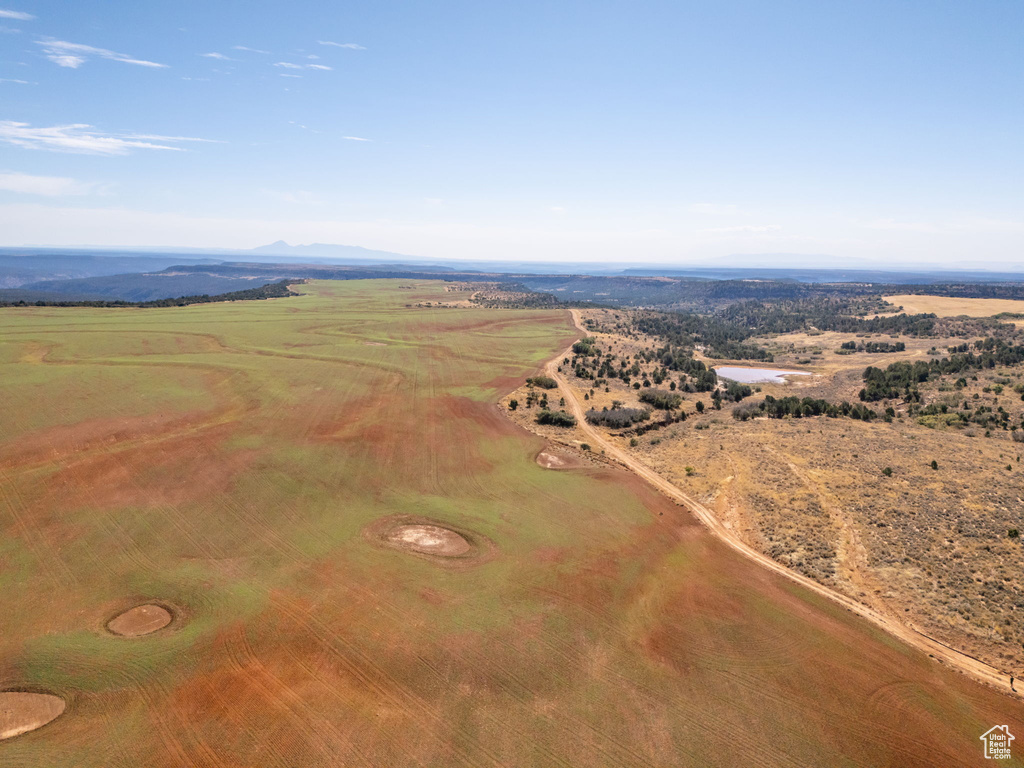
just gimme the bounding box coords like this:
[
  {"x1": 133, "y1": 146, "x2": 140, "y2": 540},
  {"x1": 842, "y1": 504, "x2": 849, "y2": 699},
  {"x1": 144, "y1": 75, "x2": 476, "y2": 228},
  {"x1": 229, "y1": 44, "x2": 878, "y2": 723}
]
[{"x1": 714, "y1": 366, "x2": 810, "y2": 384}]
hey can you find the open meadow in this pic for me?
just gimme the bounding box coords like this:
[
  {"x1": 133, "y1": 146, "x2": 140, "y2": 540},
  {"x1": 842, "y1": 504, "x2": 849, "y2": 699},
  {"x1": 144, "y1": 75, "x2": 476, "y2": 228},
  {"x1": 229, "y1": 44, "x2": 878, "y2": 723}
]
[
  {"x1": 1, "y1": 280, "x2": 1022, "y2": 766},
  {"x1": 883, "y1": 294, "x2": 1024, "y2": 318}
]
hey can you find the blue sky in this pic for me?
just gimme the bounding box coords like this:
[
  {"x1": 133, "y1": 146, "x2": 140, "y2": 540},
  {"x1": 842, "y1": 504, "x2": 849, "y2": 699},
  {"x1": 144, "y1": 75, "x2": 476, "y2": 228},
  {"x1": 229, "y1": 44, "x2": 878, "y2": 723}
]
[{"x1": 1, "y1": 0, "x2": 1022, "y2": 265}]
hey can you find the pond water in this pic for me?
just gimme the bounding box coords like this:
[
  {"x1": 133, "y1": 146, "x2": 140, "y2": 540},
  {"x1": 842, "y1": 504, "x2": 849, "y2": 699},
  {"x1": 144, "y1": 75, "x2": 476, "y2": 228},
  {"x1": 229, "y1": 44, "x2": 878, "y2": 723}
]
[{"x1": 714, "y1": 366, "x2": 810, "y2": 384}]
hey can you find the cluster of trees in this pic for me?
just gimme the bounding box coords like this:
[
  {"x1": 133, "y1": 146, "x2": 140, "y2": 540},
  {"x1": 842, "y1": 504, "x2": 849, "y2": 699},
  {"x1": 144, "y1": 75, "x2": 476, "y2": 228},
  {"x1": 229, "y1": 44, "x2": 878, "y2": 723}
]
[
  {"x1": 585, "y1": 406, "x2": 651, "y2": 428},
  {"x1": 536, "y1": 410, "x2": 577, "y2": 427},
  {"x1": 572, "y1": 338, "x2": 598, "y2": 355},
  {"x1": 733, "y1": 395, "x2": 879, "y2": 421},
  {"x1": 837, "y1": 340, "x2": 906, "y2": 354},
  {"x1": 913, "y1": 401, "x2": 1021, "y2": 432},
  {"x1": 626, "y1": 411, "x2": 687, "y2": 437},
  {"x1": 562, "y1": 335, "x2": 720, "y2": 392},
  {"x1": 630, "y1": 311, "x2": 774, "y2": 361},
  {"x1": 860, "y1": 338, "x2": 1024, "y2": 402},
  {"x1": 721, "y1": 380, "x2": 753, "y2": 402},
  {"x1": 864, "y1": 341, "x2": 906, "y2": 353},
  {"x1": 719, "y1": 298, "x2": 940, "y2": 337},
  {"x1": 0, "y1": 280, "x2": 299, "y2": 309},
  {"x1": 638, "y1": 388, "x2": 683, "y2": 410},
  {"x1": 526, "y1": 375, "x2": 558, "y2": 389}
]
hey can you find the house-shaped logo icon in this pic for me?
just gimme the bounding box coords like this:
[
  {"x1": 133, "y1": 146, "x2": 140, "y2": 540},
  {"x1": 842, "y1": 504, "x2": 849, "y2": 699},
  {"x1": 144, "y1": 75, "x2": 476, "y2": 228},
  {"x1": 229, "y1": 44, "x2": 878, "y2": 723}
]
[{"x1": 981, "y1": 725, "x2": 1015, "y2": 760}]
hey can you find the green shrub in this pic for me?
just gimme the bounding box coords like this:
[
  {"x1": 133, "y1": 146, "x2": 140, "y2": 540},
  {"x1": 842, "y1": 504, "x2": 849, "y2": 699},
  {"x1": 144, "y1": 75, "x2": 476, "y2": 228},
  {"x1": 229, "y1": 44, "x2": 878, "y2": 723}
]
[
  {"x1": 638, "y1": 388, "x2": 683, "y2": 410},
  {"x1": 535, "y1": 410, "x2": 577, "y2": 428},
  {"x1": 586, "y1": 407, "x2": 650, "y2": 428},
  {"x1": 527, "y1": 375, "x2": 558, "y2": 389}
]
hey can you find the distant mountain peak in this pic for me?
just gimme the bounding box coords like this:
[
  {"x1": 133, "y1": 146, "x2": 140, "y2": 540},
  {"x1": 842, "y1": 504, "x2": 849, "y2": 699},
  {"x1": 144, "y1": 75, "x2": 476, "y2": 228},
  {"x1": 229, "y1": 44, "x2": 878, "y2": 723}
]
[{"x1": 248, "y1": 241, "x2": 416, "y2": 260}]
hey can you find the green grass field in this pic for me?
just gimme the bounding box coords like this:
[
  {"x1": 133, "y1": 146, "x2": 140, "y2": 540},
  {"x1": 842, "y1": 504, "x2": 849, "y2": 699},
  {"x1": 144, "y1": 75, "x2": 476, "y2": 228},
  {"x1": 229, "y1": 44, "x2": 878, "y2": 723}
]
[{"x1": 0, "y1": 279, "x2": 1021, "y2": 767}]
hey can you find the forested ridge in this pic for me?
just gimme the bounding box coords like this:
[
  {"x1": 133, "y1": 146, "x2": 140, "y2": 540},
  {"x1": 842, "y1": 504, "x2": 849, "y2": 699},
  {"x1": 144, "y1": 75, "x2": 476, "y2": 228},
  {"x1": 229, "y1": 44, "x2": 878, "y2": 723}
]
[{"x1": 0, "y1": 279, "x2": 299, "y2": 309}]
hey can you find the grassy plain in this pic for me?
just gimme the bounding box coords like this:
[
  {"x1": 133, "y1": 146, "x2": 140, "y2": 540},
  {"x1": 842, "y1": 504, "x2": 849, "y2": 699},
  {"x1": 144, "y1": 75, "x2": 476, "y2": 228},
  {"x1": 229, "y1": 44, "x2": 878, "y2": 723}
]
[
  {"x1": 0, "y1": 280, "x2": 1021, "y2": 766},
  {"x1": 883, "y1": 294, "x2": 1024, "y2": 317}
]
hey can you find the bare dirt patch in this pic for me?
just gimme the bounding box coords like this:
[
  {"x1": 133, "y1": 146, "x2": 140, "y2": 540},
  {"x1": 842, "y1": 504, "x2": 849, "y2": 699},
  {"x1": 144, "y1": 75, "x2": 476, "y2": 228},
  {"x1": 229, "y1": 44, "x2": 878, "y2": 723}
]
[
  {"x1": 106, "y1": 603, "x2": 174, "y2": 637},
  {"x1": 536, "y1": 447, "x2": 586, "y2": 470},
  {"x1": 388, "y1": 525, "x2": 471, "y2": 556},
  {"x1": 0, "y1": 692, "x2": 65, "y2": 741},
  {"x1": 365, "y1": 515, "x2": 495, "y2": 566}
]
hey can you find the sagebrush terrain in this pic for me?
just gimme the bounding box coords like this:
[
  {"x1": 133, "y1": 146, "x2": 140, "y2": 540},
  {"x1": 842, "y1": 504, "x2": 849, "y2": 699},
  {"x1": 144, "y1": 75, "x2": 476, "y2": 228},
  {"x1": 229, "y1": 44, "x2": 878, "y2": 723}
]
[{"x1": 529, "y1": 304, "x2": 1024, "y2": 681}]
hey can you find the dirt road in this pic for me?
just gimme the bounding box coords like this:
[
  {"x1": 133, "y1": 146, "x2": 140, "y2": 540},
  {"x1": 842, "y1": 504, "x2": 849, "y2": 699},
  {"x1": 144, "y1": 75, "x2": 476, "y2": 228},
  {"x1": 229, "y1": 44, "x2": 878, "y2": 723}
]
[{"x1": 549, "y1": 308, "x2": 1020, "y2": 699}]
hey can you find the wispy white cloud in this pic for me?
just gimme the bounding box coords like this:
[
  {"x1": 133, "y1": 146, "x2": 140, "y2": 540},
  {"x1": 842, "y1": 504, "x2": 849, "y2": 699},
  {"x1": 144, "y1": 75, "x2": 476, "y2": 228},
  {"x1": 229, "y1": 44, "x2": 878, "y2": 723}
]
[
  {"x1": 123, "y1": 133, "x2": 220, "y2": 143},
  {"x1": 35, "y1": 38, "x2": 167, "y2": 69},
  {"x1": 0, "y1": 171, "x2": 96, "y2": 196},
  {"x1": 342, "y1": 136, "x2": 370, "y2": 142},
  {"x1": 279, "y1": 73, "x2": 301, "y2": 78},
  {"x1": 0, "y1": 77, "x2": 31, "y2": 84},
  {"x1": 703, "y1": 224, "x2": 781, "y2": 234},
  {"x1": 232, "y1": 45, "x2": 269, "y2": 54},
  {"x1": 0, "y1": 122, "x2": 215, "y2": 155},
  {"x1": 276, "y1": 61, "x2": 331, "y2": 71},
  {"x1": 199, "y1": 52, "x2": 232, "y2": 60},
  {"x1": 318, "y1": 40, "x2": 365, "y2": 50},
  {"x1": 0, "y1": 9, "x2": 34, "y2": 20}
]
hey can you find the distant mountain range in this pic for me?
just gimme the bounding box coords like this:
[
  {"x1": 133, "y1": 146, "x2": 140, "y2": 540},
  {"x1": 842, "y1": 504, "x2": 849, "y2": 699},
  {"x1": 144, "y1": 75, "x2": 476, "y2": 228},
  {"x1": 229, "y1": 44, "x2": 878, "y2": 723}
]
[
  {"x1": 4, "y1": 242, "x2": 1024, "y2": 286},
  {"x1": 249, "y1": 240, "x2": 418, "y2": 262}
]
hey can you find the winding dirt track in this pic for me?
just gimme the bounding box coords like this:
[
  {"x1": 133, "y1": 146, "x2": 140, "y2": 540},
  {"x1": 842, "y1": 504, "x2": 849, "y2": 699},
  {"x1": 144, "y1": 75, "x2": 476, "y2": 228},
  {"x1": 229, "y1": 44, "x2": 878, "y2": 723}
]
[{"x1": 550, "y1": 309, "x2": 1020, "y2": 699}]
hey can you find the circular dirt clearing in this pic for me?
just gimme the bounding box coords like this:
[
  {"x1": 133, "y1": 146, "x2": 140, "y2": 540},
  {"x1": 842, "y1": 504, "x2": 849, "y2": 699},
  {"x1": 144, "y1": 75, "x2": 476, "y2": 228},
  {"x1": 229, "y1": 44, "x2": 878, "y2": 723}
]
[
  {"x1": 386, "y1": 525, "x2": 471, "y2": 556},
  {"x1": 0, "y1": 692, "x2": 65, "y2": 741},
  {"x1": 107, "y1": 603, "x2": 173, "y2": 637},
  {"x1": 365, "y1": 515, "x2": 496, "y2": 567},
  {"x1": 537, "y1": 450, "x2": 571, "y2": 469},
  {"x1": 536, "y1": 447, "x2": 585, "y2": 470}
]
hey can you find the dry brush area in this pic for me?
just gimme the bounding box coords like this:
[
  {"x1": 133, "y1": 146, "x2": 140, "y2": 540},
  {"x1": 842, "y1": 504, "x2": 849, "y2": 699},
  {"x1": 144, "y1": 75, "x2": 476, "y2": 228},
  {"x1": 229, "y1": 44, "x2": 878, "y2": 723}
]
[{"x1": 542, "y1": 305, "x2": 1024, "y2": 678}]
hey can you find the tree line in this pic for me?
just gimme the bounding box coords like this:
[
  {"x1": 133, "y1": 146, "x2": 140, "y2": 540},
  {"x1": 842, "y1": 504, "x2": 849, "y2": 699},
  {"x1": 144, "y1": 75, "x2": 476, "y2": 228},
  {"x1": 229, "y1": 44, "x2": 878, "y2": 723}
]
[
  {"x1": 860, "y1": 338, "x2": 1024, "y2": 402},
  {"x1": 733, "y1": 395, "x2": 879, "y2": 421},
  {"x1": 0, "y1": 280, "x2": 300, "y2": 309}
]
